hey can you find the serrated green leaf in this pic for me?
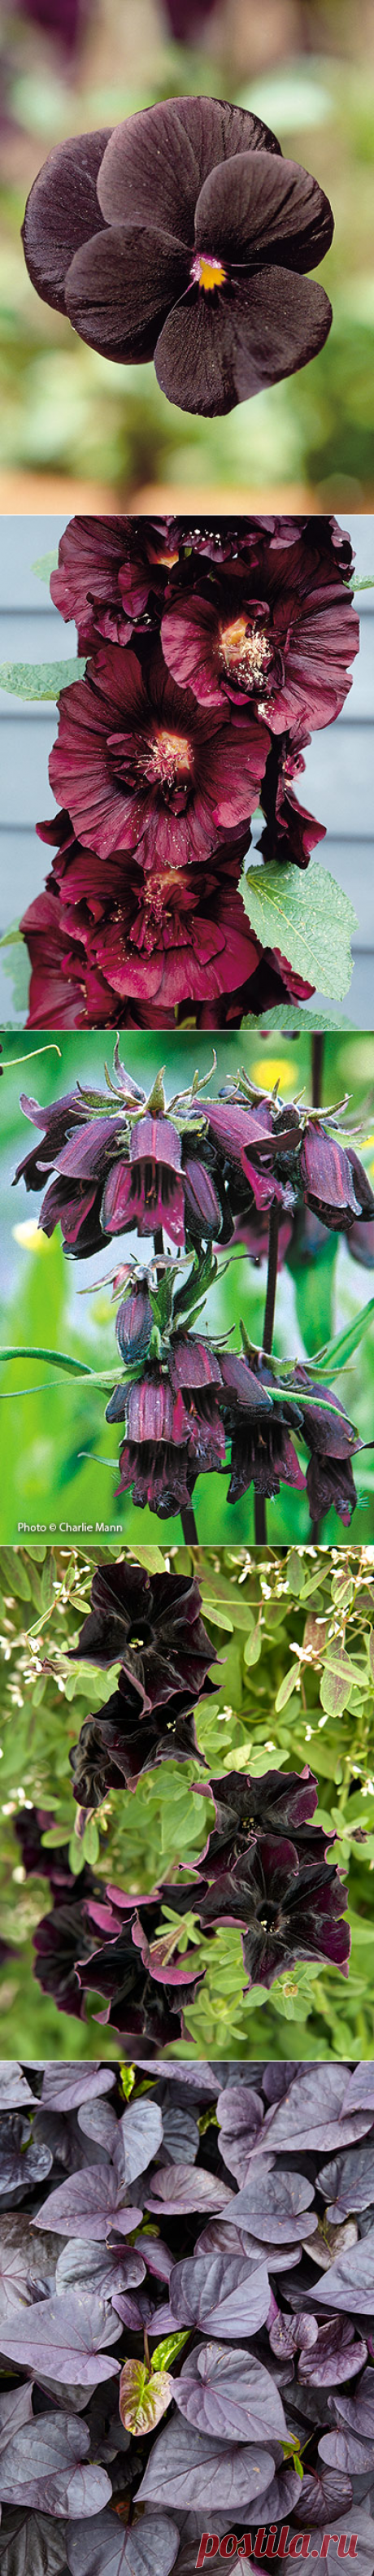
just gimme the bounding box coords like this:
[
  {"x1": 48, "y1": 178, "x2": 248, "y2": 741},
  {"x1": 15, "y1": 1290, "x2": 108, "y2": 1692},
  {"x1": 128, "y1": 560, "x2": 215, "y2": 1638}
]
[
  {"x1": 0, "y1": 659, "x2": 86, "y2": 700},
  {"x1": 240, "y1": 861, "x2": 357, "y2": 1001},
  {"x1": 241, "y1": 1007, "x2": 354, "y2": 1031}
]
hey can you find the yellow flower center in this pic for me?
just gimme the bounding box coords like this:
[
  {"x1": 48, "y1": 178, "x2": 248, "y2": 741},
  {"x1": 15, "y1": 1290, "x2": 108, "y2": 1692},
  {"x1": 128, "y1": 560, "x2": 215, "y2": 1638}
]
[
  {"x1": 219, "y1": 614, "x2": 272, "y2": 691},
  {"x1": 194, "y1": 253, "x2": 227, "y2": 291}
]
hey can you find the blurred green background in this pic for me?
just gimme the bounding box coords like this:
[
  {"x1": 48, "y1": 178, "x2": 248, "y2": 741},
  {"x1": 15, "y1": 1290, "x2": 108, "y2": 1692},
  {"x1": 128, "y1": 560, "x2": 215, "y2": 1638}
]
[
  {"x1": 0, "y1": 0, "x2": 373, "y2": 506},
  {"x1": 2, "y1": 1023, "x2": 374, "y2": 1543}
]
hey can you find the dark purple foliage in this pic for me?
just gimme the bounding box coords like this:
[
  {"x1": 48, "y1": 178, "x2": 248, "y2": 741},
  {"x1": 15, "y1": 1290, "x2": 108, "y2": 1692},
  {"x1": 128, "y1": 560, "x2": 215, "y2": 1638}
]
[{"x1": 1, "y1": 2059, "x2": 374, "y2": 2570}]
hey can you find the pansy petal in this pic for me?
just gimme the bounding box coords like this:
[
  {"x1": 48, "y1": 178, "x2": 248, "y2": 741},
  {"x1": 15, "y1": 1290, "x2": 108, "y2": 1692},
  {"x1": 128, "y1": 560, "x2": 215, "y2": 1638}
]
[
  {"x1": 194, "y1": 147, "x2": 334, "y2": 273},
  {"x1": 22, "y1": 129, "x2": 111, "y2": 312},
  {"x1": 65, "y1": 223, "x2": 190, "y2": 360},
  {"x1": 155, "y1": 268, "x2": 331, "y2": 412},
  {"x1": 97, "y1": 94, "x2": 281, "y2": 240}
]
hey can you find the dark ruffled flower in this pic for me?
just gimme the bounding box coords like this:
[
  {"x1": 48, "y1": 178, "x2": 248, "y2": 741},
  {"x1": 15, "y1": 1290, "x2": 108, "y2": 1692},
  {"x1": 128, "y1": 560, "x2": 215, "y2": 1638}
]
[
  {"x1": 50, "y1": 512, "x2": 184, "y2": 652},
  {"x1": 197, "y1": 1833, "x2": 350, "y2": 1989},
  {"x1": 20, "y1": 847, "x2": 314, "y2": 1027},
  {"x1": 22, "y1": 96, "x2": 333, "y2": 416},
  {"x1": 161, "y1": 524, "x2": 359, "y2": 732},
  {"x1": 194, "y1": 1761, "x2": 336, "y2": 1877},
  {"x1": 33, "y1": 1859, "x2": 99, "y2": 2019},
  {"x1": 76, "y1": 1884, "x2": 202, "y2": 2042},
  {"x1": 49, "y1": 643, "x2": 267, "y2": 869},
  {"x1": 67, "y1": 1558, "x2": 218, "y2": 1713},
  {"x1": 69, "y1": 1680, "x2": 203, "y2": 1808}
]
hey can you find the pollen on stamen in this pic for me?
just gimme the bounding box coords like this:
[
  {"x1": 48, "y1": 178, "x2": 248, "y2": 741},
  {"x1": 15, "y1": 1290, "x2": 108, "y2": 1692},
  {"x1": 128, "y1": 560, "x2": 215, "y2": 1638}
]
[{"x1": 191, "y1": 252, "x2": 227, "y2": 292}]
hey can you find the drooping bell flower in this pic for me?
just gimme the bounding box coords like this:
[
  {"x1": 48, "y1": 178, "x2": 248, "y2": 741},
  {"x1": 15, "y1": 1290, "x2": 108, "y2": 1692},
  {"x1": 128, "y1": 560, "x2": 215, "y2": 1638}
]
[
  {"x1": 22, "y1": 96, "x2": 333, "y2": 416},
  {"x1": 300, "y1": 1122, "x2": 374, "y2": 1231},
  {"x1": 110, "y1": 1341, "x2": 227, "y2": 1517},
  {"x1": 101, "y1": 1112, "x2": 186, "y2": 1249}
]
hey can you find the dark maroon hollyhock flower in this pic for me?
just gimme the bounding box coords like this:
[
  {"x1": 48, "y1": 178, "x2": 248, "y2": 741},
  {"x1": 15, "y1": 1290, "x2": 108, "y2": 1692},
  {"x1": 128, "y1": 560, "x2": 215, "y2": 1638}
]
[
  {"x1": 67, "y1": 1559, "x2": 218, "y2": 1712},
  {"x1": 50, "y1": 512, "x2": 183, "y2": 652},
  {"x1": 69, "y1": 1680, "x2": 204, "y2": 1808},
  {"x1": 49, "y1": 643, "x2": 268, "y2": 868},
  {"x1": 197, "y1": 1834, "x2": 350, "y2": 1989},
  {"x1": 20, "y1": 878, "x2": 315, "y2": 1031},
  {"x1": 194, "y1": 1763, "x2": 335, "y2": 1877},
  {"x1": 22, "y1": 97, "x2": 333, "y2": 416},
  {"x1": 161, "y1": 528, "x2": 359, "y2": 733},
  {"x1": 300, "y1": 1122, "x2": 374, "y2": 1231}
]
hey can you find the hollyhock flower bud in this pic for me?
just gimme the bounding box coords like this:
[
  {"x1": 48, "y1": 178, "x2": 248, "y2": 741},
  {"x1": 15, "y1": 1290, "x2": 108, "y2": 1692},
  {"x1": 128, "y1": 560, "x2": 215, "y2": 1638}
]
[
  {"x1": 300, "y1": 1122, "x2": 367, "y2": 1230},
  {"x1": 115, "y1": 1284, "x2": 153, "y2": 1363},
  {"x1": 22, "y1": 96, "x2": 333, "y2": 416}
]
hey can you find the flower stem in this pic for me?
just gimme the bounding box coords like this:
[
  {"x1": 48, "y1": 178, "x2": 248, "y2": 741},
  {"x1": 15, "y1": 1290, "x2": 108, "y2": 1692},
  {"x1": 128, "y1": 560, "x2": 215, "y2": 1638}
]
[
  {"x1": 310, "y1": 1033, "x2": 324, "y2": 1538},
  {"x1": 311, "y1": 1031, "x2": 324, "y2": 1109},
  {"x1": 153, "y1": 1224, "x2": 198, "y2": 1547},
  {"x1": 254, "y1": 1201, "x2": 280, "y2": 1547}
]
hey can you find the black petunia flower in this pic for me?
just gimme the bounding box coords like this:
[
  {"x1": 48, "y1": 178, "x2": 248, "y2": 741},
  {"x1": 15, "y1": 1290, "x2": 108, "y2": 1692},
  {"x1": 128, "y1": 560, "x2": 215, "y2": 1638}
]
[
  {"x1": 77, "y1": 1883, "x2": 203, "y2": 2043},
  {"x1": 22, "y1": 94, "x2": 333, "y2": 416},
  {"x1": 197, "y1": 1833, "x2": 350, "y2": 1989},
  {"x1": 194, "y1": 1761, "x2": 336, "y2": 1878},
  {"x1": 69, "y1": 1679, "x2": 204, "y2": 1808},
  {"x1": 67, "y1": 1558, "x2": 218, "y2": 1715}
]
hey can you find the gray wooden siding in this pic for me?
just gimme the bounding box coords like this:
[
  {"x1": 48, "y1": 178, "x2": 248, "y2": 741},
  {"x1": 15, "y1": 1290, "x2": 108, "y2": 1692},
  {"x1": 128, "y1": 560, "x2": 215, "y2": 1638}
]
[{"x1": 0, "y1": 512, "x2": 373, "y2": 1026}]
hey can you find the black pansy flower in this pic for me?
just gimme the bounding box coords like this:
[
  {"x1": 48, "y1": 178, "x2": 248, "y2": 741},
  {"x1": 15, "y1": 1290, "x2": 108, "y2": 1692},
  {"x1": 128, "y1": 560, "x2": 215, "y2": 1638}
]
[
  {"x1": 22, "y1": 95, "x2": 333, "y2": 416},
  {"x1": 197, "y1": 1834, "x2": 350, "y2": 1989}
]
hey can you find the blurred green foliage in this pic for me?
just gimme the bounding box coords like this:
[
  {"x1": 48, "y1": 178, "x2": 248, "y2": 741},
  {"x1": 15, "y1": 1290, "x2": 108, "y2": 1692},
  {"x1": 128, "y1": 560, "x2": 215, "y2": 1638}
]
[
  {"x1": 1, "y1": 37, "x2": 374, "y2": 495},
  {"x1": 1, "y1": 1027, "x2": 374, "y2": 1544},
  {"x1": 1, "y1": 1535, "x2": 374, "y2": 2061}
]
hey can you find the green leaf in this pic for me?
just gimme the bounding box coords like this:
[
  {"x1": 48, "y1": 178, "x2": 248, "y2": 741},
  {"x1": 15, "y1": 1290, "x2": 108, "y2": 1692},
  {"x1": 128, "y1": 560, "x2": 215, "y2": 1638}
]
[
  {"x1": 150, "y1": 2330, "x2": 190, "y2": 2373},
  {"x1": 0, "y1": 1549, "x2": 32, "y2": 1599},
  {"x1": 119, "y1": 2359, "x2": 172, "y2": 2435},
  {"x1": 32, "y1": 551, "x2": 59, "y2": 584},
  {"x1": 313, "y1": 1297, "x2": 374, "y2": 1378},
  {"x1": 0, "y1": 659, "x2": 86, "y2": 700},
  {"x1": 0, "y1": 1346, "x2": 96, "y2": 1378},
  {"x1": 352, "y1": 577, "x2": 374, "y2": 590},
  {"x1": 275, "y1": 1664, "x2": 300, "y2": 1711},
  {"x1": 320, "y1": 1650, "x2": 358, "y2": 1716},
  {"x1": 240, "y1": 861, "x2": 357, "y2": 1001},
  {"x1": 241, "y1": 1007, "x2": 354, "y2": 1031}
]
